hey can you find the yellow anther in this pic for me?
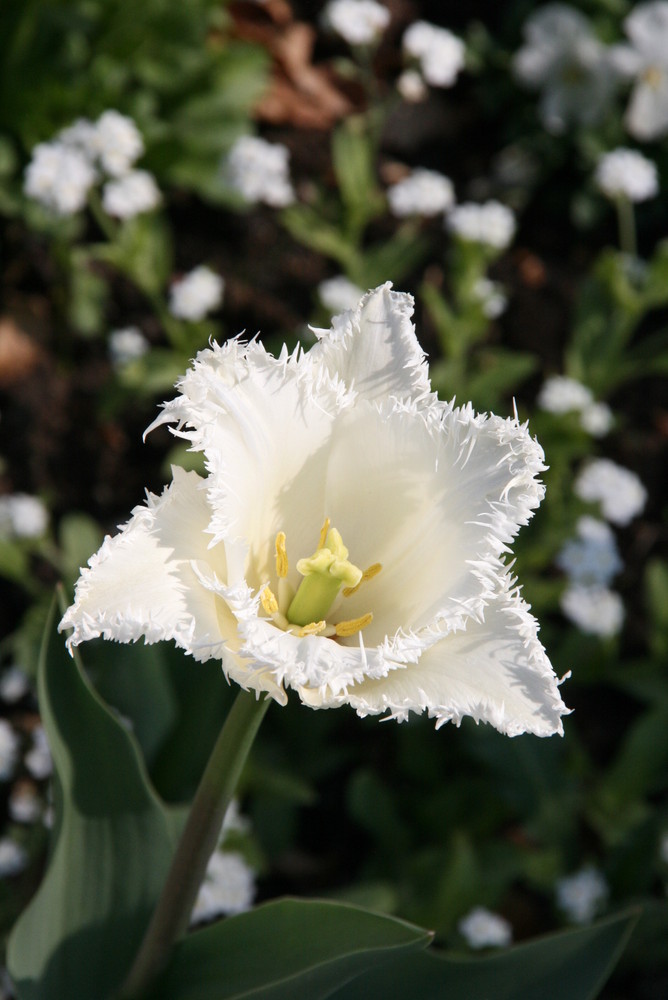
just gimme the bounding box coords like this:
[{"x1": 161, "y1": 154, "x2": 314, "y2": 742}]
[
  {"x1": 275, "y1": 531, "x2": 288, "y2": 579},
  {"x1": 317, "y1": 517, "x2": 331, "y2": 550},
  {"x1": 296, "y1": 620, "x2": 327, "y2": 637},
  {"x1": 343, "y1": 562, "x2": 382, "y2": 597},
  {"x1": 334, "y1": 612, "x2": 373, "y2": 637},
  {"x1": 260, "y1": 585, "x2": 279, "y2": 616}
]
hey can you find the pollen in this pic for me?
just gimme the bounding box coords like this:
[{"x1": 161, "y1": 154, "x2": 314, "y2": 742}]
[
  {"x1": 343, "y1": 562, "x2": 382, "y2": 597},
  {"x1": 260, "y1": 585, "x2": 279, "y2": 616},
  {"x1": 275, "y1": 531, "x2": 288, "y2": 579},
  {"x1": 317, "y1": 516, "x2": 331, "y2": 550},
  {"x1": 334, "y1": 612, "x2": 373, "y2": 637},
  {"x1": 295, "y1": 620, "x2": 327, "y2": 637}
]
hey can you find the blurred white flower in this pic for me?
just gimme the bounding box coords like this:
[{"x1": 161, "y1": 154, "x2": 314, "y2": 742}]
[
  {"x1": 447, "y1": 201, "x2": 516, "y2": 250},
  {"x1": 24, "y1": 141, "x2": 96, "y2": 215},
  {"x1": 472, "y1": 278, "x2": 507, "y2": 319},
  {"x1": 580, "y1": 402, "x2": 614, "y2": 438},
  {"x1": 222, "y1": 798, "x2": 251, "y2": 837},
  {"x1": 9, "y1": 784, "x2": 42, "y2": 824},
  {"x1": 396, "y1": 69, "x2": 428, "y2": 102},
  {"x1": 537, "y1": 375, "x2": 593, "y2": 414},
  {"x1": 224, "y1": 136, "x2": 295, "y2": 208},
  {"x1": 109, "y1": 327, "x2": 150, "y2": 367},
  {"x1": 560, "y1": 585, "x2": 624, "y2": 637},
  {"x1": 458, "y1": 907, "x2": 512, "y2": 949},
  {"x1": 513, "y1": 4, "x2": 620, "y2": 133},
  {"x1": 0, "y1": 838, "x2": 28, "y2": 877},
  {"x1": 387, "y1": 168, "x2": 455, "y2": 218},
  {"x1": 57, "y1": 117, "x2": 98, "y2": 156},
  {"x1": 556, "y1": 516, "x2": 623, "y2": 587},
  {"x1": 595, "y1": 148, "x2": 658, "y2": 202},
  {"x1": 92, "y1": 110, "x2": 144, "y2": 177},
  {"x1": 59, "y1": 284, "x2": 568, "y2": 737},
  {"x1": 169, "y1": 266, "x2": 224, "y2": 322},
  {"x1": 556, "y1": 866, "x2": 608, "y2": 923},
  {"x1": 102, "y1": 169, "x2": 161, "y2": 218},
  {"x1": 318, "y1": 276, "x2": 365, "y2": 314},
  {"x1": 191, "y1": 851, "x2": 256, "y2": 923},
  {"x1": 0, "y1": 494, "x2": 48, "y2": 539},
  {"x1": 25, "y1": 726, "x2": 53, "y2": 781},
  {"x1": 322, "y1": 0, "x2": 390, "y2": 46},
  {"x1": 574, "y1": 458, "x2": 647, "y2": 525},
  {"x1": 0, "y1": 665, "x2": 30, "y2": 704},
  {"x1": 0, "y1": 720, "x2": 19, "y2": 781},
  {"x1": 611, "y1": 2, "x2": 668, "y2": 140},
  {"x1": 403, "y1": 21, "x2": 465, "y2": 88}
]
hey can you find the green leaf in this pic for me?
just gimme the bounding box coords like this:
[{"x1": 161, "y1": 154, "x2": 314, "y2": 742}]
[
  {"x1": 146, "y1": 897, "x2": 432, "y2": 1000},
  {"x1": 328, "y1": 910, "x2": 638, "y2": 1000},
  {"x1": 93, "y1": 214, "x2": 173, "y2": 296},
  {"x1": 281, "y1": 204, "x2": 360, "y2": 271},
  {"x1": 355, "y1": 228, "x2": 429, "y2": 288},
  {"x1": 68, "y1": 251, "x2": 109, "y2": 337},
  {"x1": 331, "y1": 118, "x2": 383, "y2": 233},
  {"x1": 8, "y1": 594, "x2": 175, "y2": 1000}
]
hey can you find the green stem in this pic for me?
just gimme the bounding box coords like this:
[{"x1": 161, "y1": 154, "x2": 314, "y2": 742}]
[
  {"x1": 615, "y1": 196, "x2": 637, "y2": 258},
  {"x1": 119, "y1": 689, "x2": 271, "y2": 998}
]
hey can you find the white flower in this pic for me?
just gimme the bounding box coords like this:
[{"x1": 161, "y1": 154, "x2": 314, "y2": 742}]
[
  {"x1": 318, "y1": 276, "x2": 365, "y2": 314},
  {"x1": 472, "y1": 278, "x2": 507, "y2": 319},
  {"x1": 57, "y1": 117, "x2": 98, "y2": 156},
  {"x1": 169, "y1": 266, "x2": 224, "y2": 322},
  {"x1": 447, "y1": 201, "x2": 516, "y2": 250},
  {"x1": 556, "y1": 517, "x2": 623, "y2": 587},
  {"x1": 396, "y1": 69, "x2": 428, "y2": 102},
  {"x1": 458, "y1": 907, "x2": 513, "y2": 949},
  {"x1": 574, "y1": 458, "x2": 647, "y2": 525},
  {"x1": 537, "y1": 375, "x2": 593, "y2": 414},
  {"x1": 59, "y1": 284, "x2": 569, "y2": 737},
  {"x1": 0, "y1": 720, "x2": 19, "y2": 782},
  {"x1": 25, "y1": 727, "x2": 52, "y2": 781},
  {"x1": 0, "y1": 838, "x2": 28, "y2": 877},
  {"x1": 102, "y1": 169, "x2": 161, "y2": 219},
  {"x1": 403, "y1": 21, "x2": 465, "y2": 88},
  {"x1": 595, "y1": 148, "x2": 658, "y2": 202},
  {"x1": 191, "y1": 850, "x2": 256, "y2": 923},
  {"x1": 580, "y1": 402, "x2": 614, "y2": 438},
  {"x1": 560, "y1": 585, "x2": 624, "y2": 637},
  {"x1": 556, "y1": 866, "x2": 608, "y2": 924},
  {"x1": 0, "y1": 494, "x2": 49, "y2": 539},
  {"x1": 222, "y1": 798, "x2": 251, "y2": 837},
  {"x1": 109, "y1": 327, "x2": 150, "y2": 367},
  {"x1": 611, "y1": 2, "x2": 668, "y2": 140},
  {"x1": 92, "y1": 110, "x2": 144, "y2": 177},
  {"x1": 513, "y1": 4, "x2": 620, "y2": 134},
  {"x1": 24, "y1": 141, "x2": 96, "y2": 215},
  {"x1": 9, "y1": 784, "x2": 42, "y2": 824},
  {"x1": 224, "y1": 136, "x2": 295, "y2": 208},
  {"x1": 387, "y1": 168, "x2": 455, "y2": 218},
  {"x1": 323, "y1": 0, "x2": 390, "y2": 46},
  {"x1": 0, "y1": 666, "x2": 30, "y2": 704}
]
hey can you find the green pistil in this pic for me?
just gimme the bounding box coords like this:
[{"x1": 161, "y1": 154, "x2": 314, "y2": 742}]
[{"x1": 287, "y1": 528, "x2": 362, "y2": 627}]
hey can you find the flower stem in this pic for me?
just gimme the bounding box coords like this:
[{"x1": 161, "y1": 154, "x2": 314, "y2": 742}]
[
  {"x1": 616, "y1": 196, "x2": 637, "y2": 258},
  {"x1": 119, "y1": 688, "x2": 271, "y2": 998}
]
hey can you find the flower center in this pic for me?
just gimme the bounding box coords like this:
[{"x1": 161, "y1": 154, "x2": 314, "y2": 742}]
[
  {"x1": 259, "y1": 518, "x2": 381, "y2": 639},
  {"x1": 643, "y1": 65, "x2": 664, "y2": 89}
]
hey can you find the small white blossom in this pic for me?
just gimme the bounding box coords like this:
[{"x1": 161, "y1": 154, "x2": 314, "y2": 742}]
[
  {"x1": 513, "y1": 4, "x2": 621, "y2": 133},
  {"x1": 9, "y1": 784, "x2": 42, "y2": 824},
  {"x1": 191, "y1": 851, "x2": 256, "y2": 923},
  {"x1": 556, "y1": 517, "x2": 623, "y2": 587},
  {"x1": 556, "y1": 866, "x2": 608, "y2": 924},
  {"x1": 318, "y1": 276, "x2": 365, "y2": 314},
  {"x1": 225, "y1": 136, "x2": 295, "y2": 208},
  {"x1": 580, "y1": 402, "x2": 614, "y2": 438},
  {"x1": 24, "y1": 141, "x2": 96, "y2": 215},
  {"x1": 57, "y1": 117, "x2": 98, "y2": 155},
  {"x1": 561, "y1": 585, "x2": 625, "y2": 637},
  {"x1": 387, "y1": 168, "x2": 455, "y2": 218},
  {"x1": 323, "y1": 0, "x2": 390, "y2": 46},
  {"x1": 60, "y1": 284, "x2": 569, "y2": 737},
  {"x1": 403, "y1": 21, "x2": 465, "y2": 88},
  {"x1": 575, "y1": 458, "x2": 647, "y2": 525},
  {"x1": 0, "y1": 720, "x2": 19, "y2": 781},
  {"x1": 396, "y1": 69, "x2": 428, "y2": 102},
  {"x1": 447, "y1": 201, "x2": 516, "y2": 250},
  {"x1": 222, "y1": 799, "x2": 251, "y2": 837},
  {"x1": 102, "y1": 169, "x2": 161, "y2": 219},
  {"x1": 595, "y1": 148, "x2": 658, "y2": 202},
  {"x1": 0, "y1": 838, "x2": 28, "y2": 877},
  {"x1": 611, "y1": 2, "x2": 668, "y2": 140},
  {"x1": 109, "y1": 327, "x2": 150, "y2": 367},
  {"x1": 537, "y1": 375, "x2": 593, "y2": 414},
  {"x1": 169, "y1": 266, "x2": 224, "y2": 322},
  {"x1": 0, "y1": 666, "x2": 30, "y2": 704},
  {"x1": 458, "y1": 907, "x2": 513, "y2": 949},
  {"x1": 472, "y1": 278, "x2": 507, "y2": 319},
  {"x1": 25, "y1": 727, "x2": 52, "y2": 781},
  {"x1": 92, "y1": 110, "x2": 144, "y2": 177},
  {"x1": 0, "y1": 494, "x2": 48, "y2": 539}
]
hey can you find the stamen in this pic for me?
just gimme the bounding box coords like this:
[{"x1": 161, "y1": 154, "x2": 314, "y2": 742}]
[
  {"x1": 295, "y1": 620, "x2": 327, "y2": 637},
  {"x1": 334, "y1": 612, "x2": 373, "y2": 637},
  {"x1": 260, "y1": 586, "x2": 279, "y2": 616},
  {"x1": 317, "y1": 517, "x2": 331, "y2": 550},
  {"x1": 343, "y1": 562, "x2": 382, "y2": 597},
  {"x1": 275, "y1": 531, "x2": 288, "y2": 579}
]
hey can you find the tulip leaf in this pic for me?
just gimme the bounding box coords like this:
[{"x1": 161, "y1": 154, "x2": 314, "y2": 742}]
[
  {"x1": 145, "y1": 898, "x2": 432, "y2": 1000},
  {"x1": 328, "y1": 909, "x2": 638, "y2": 1000},
  {"x1": 7, "y1": 594, "x2": 175, "y2": 1000}
]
